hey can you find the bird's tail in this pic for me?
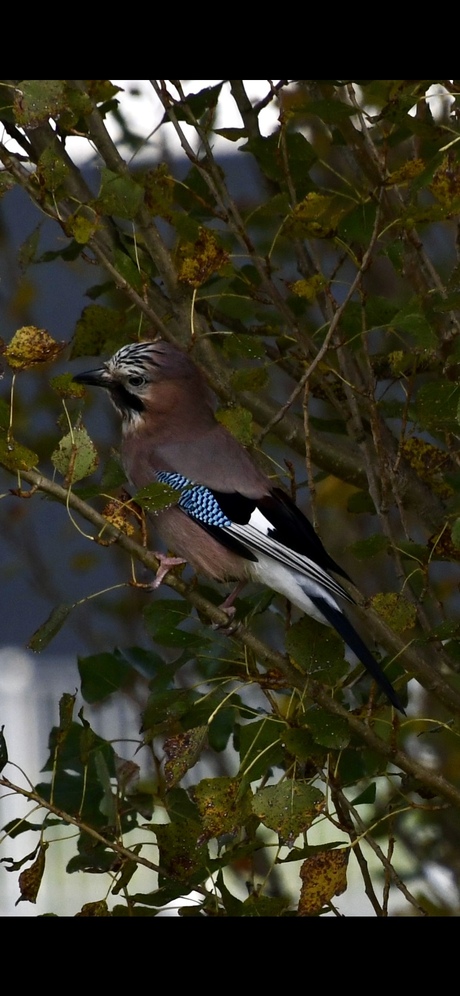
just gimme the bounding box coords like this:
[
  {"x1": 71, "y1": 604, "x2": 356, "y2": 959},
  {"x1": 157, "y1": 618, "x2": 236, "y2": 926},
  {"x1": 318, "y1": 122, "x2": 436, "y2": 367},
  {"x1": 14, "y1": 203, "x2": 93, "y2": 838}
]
[{"x1": 309, "y1": 596, "x2": 405, "y2": 713}]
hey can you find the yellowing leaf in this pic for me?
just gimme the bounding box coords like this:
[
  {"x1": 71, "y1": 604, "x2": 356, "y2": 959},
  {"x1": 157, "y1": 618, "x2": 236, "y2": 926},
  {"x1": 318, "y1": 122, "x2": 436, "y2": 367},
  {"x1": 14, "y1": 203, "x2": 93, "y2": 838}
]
[
  {"x1": 299, "y1": 848, "x2": 349, "y2": 915},
  {"x1": 0, "y1": 434, "x2": 38, "y2": 472},
  {"x1": 290, "y1": 275, "x2": 327, "y2": 301},
  {"x1": 371, "y1": 592, "x2": 417, "y2": 633},
  {"x1": 75, "y1": 900, "x2": 111, "y2": 917},
  {"x1": 66, "y1": 212, "x2": 99, "y2": 244},
  {"x1": 286, "y1": 192, "x2": 350, "y2": 238},
  {"x1": 193, "y1": 777, "x2": 251, "y2": 842},
  {"x1": 178, "y1": 228, "x2": 229, "y2": 287},
  {"x1": 163, "y1": 726, "x2": 208, "y2": 788},
  {"x1": 16, "y1": 842, "x2": 49, "y2": 906},
  {"x1": 216, "y1": 406, "x2": 254, "y2": 446},
  {"x1": 5, "y1": 327, "x2": 64, "y2": 370},
  {"x1": 386, "y1": 158, "x2": 425, "y2": 187},
  {"x1": 101, "y1": 499, "x2": 135, "y2": 536},
  {"x1": 50, "y1": 373, "x2": 86, "y2": 399}
]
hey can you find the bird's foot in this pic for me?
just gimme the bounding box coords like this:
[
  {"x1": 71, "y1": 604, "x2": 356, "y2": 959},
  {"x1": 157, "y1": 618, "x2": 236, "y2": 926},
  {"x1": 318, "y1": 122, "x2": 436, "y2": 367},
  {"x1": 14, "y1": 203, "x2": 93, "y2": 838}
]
[
  {"x1": 212, "y1": 582, "x2": 246, "y2": 633},
  {"x1": 145, "y1": 553, "x2": 186, "y2": 590}
]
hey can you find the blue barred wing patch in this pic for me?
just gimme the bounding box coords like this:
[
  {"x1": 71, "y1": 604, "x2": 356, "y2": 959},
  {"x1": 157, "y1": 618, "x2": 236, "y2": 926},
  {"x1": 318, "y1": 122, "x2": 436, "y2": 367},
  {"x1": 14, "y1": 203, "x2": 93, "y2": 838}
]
[{"x1": 156, "y1": 472, "x2": 232, "y2": 528}]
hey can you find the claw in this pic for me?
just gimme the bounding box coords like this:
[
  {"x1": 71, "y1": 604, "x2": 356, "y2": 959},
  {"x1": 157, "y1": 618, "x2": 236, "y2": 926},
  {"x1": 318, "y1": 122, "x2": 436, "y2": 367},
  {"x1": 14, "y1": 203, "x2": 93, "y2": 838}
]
[
  {"x1": 148, "y1": 553, "x2": 186, "y2": 590},
  {"x1": 212, "y1": 581, "x2": 246, "y2": 632}
]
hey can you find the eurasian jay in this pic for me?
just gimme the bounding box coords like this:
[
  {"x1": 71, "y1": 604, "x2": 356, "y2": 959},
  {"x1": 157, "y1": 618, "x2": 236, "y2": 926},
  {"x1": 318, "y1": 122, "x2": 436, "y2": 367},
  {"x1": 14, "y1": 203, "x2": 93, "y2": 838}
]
[{"x1": 74, "y1": 339, "x2": 404, "y2": 712}]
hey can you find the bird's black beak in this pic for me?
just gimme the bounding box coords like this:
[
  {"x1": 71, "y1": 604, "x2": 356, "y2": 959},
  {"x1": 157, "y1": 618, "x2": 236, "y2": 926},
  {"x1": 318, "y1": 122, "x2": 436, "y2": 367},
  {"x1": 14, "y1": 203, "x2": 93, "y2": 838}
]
[{"x1": 73, "y1": 367, "x2": 109, "y2": 388}]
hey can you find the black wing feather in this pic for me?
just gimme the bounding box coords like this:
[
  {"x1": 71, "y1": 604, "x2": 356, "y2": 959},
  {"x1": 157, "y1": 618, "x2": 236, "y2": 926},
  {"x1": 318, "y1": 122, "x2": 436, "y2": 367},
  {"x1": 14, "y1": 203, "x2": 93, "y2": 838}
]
[
  {"x1": 260, "y1": 488, "x2": 352, "y2": 582},
  {"x1": 309, "y1": 595, "x2": 405, "y2": 713}
]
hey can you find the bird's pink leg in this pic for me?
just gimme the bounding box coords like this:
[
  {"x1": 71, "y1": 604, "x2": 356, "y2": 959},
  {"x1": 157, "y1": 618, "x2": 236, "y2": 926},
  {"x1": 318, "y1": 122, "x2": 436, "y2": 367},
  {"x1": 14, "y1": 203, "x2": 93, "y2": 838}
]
[
  {"x1": 219, "y1": 581, "x2": 246, "y2": 617},
  {"x1": 213, "y1": 580, "x2": 247, "y2": 631},
  {"x1": 148, "y1": 553, "x2": 186, "y2": 590}
]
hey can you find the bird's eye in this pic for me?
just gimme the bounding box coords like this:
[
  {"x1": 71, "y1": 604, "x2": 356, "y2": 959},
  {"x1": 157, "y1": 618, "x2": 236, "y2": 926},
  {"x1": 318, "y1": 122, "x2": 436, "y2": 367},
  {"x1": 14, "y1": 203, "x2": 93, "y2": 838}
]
[{"x1": 127, "y1": 374, "x2": 146, "y2": 388}]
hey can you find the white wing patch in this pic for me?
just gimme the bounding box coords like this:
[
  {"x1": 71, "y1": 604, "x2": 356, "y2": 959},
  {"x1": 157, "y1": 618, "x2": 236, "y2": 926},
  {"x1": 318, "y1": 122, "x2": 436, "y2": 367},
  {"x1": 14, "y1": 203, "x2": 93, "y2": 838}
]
[
  {"x1": 224, "y1": 517, "x2": 353, "y2": 606},
  {"x1": 247, "y1": 507, "x2": 273, "y2": 535}
]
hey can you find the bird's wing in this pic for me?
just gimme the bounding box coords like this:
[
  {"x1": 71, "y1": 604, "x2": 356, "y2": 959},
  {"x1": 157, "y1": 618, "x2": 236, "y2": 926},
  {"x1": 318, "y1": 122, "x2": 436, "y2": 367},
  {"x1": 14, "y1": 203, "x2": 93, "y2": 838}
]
[{"x1": 155, "y1": 473, "x2": 353, "y2": 605}]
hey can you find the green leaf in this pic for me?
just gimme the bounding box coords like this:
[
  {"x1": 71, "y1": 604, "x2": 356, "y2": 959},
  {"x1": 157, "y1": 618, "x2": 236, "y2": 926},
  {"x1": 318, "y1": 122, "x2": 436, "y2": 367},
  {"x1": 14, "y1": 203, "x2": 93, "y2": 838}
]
[
  {"x1": 415, "y1": 382, "x2": 460, "y2": 434},
  {"x1": 303, "y1": 706, "x2": 350, "y2": 750},
  {"x1": 134, "y1": 481, "x2": 181, "y2": 513},
  {"x1": 451, "y1": 518, "x2": 460, "y2": 549},
  {"x1": 115, "y1": 646, "x2": 167, "y2": 680},
  {"x1": 37, "y1": 145, "x2": 69, "y2": 194},
  {"x1": 2, "y1": 818, "x2": 44, "y2": 839},
  {"x1": 392, "y1": 299, "x2": 438, "y2": 348},
  {"x1": 230, "y1": 366, "x2": 268, "y2": 392},
  {"x1": 209, "y1": 288, "x2": 255, "y2": 320},
  {"x1": 351, "y1": 782, "x2": 377, "y2": 806},
  {"x1": 51, "y1": 425, "x2": 99, "y2": 484},
  {"x1": 166, "y1": 83, "x2": 223, "y2": 122},
  {"x1": 347, "y1": 490, "x2": 377, "y2": 514},
  {"x1": 27, "y1": 603, "x2": 73, "y2": 652},
  {"x1": 398, "y1": 540, "x2": 436, "y2": 564},
  {"x1": 18, "y1": 224, "x2": 42, "y2": 268},
  {"x1": 70, "y1": 304, "x2": 126, "y2": 358},
  {"x1": 95, "y1": 750, "x2": 117, "y2": 824},
  {"x1": 112, "y1": 245, "x2": 145, "y2": 291},
  {"x1": 283, "y1": 728, "x2": 326, "y2": 764},
  {"x1": 286, "y1": 617, "x2": 349, "y2": 683},
  {"x1": 78, "y1": 650, "x2": 134, "y2": 703},
  {"x1": 214, "y1": 127, "x2": 247, "y2": 142},
  {"x1": 208, "y1": 707, "x2": 236, "y2": 753},
  {"x1": 252, "y1": 781, "x2": 324, "y2": 845},
  {"x1": 338, "y1": 201, "x2": 377, "y2": 245},
  {"x1": 142, "y1": 687, "x2": 197, "y2": 731},
  {"x1": 143, "y1": 599, "x2": 205, "y2": 649},
  {"x1": 303, "y1": 98, "x2": 356, "y2": 123},
  {"x1": 0, "y1": 399, "x2": 10, "y2": 431},
  {"x1": 242, "y1": 132, "x2": 317, "y2": 191},
  {"x1": 14, "y1": 80, "x2": 66, "y2": 126},
  {"x1": 0, "y1": 172, "x2": 15, "y2": 197},
  {"x1": 96, "y1": 167, "x2": 144, "y2": 219},
  {"x1": 155, "y1": 821, "x2": 207, "y2": 885},
  {"x1": 349, "y1": 534, "x2": 388, "y2": 559},
  {"x1": 237, "y1": 718, "x2": 285, "y2": 787},
  {"x1": 240, "y1": 894, "x2": 291, "y2": 917}
]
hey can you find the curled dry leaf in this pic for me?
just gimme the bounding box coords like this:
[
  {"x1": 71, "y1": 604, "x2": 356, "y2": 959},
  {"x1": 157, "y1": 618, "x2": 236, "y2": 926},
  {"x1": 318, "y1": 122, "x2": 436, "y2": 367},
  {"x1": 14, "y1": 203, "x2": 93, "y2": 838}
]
[{"x1": 4, "y1": 327, "x2": 65, "y2": 371}]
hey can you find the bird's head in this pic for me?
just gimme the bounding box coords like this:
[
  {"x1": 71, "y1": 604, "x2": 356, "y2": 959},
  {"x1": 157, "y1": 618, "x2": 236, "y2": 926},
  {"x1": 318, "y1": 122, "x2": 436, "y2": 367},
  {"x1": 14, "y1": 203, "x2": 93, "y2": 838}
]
[{"x1": 73, "y1": 339, "x2": 212, "y2": 424}]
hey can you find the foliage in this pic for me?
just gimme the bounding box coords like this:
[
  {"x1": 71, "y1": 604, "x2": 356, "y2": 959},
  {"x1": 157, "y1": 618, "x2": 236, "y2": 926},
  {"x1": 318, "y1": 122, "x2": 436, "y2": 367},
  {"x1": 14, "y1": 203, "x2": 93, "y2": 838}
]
[{"x1": 1, "y1": 79, "x2": 460, "y2": 916}]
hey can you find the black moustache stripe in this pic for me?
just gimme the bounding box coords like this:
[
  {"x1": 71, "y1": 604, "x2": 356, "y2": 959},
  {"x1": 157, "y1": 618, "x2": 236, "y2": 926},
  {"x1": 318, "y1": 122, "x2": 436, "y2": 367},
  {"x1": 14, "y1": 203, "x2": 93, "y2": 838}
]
[{"x1": 111, "y1": 382, "x2": 145, "y2": 413}]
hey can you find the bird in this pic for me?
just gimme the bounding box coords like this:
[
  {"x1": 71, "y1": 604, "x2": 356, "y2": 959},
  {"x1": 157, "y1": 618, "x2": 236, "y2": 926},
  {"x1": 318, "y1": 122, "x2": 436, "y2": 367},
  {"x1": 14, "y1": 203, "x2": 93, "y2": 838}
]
[{"x1": 73, "y1": 338, "x2": 404, "y2": 713}]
